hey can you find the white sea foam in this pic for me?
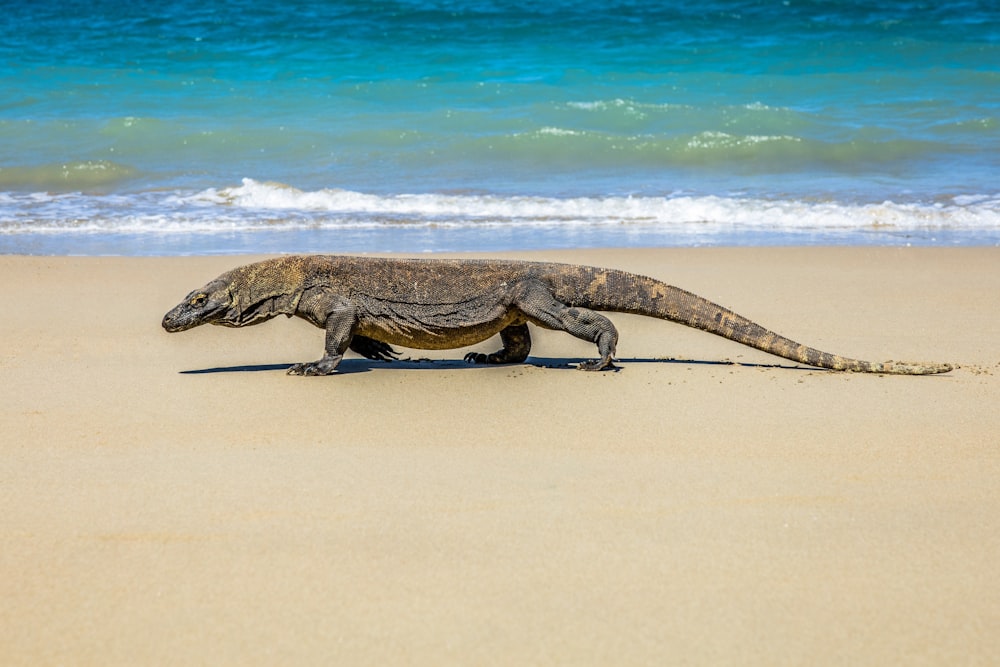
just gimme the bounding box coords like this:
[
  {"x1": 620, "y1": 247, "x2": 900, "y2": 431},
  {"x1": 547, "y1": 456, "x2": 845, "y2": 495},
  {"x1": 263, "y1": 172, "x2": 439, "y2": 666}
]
[
  {"x1": 685, "y1": 131, "x2": 802, "y2": 150},
  {"x1": 2, "y1": 179, "x2": 999, "y2": 241},
  {"x1": 186, "y1": 179, "x2": 1000, "y2": 230}
]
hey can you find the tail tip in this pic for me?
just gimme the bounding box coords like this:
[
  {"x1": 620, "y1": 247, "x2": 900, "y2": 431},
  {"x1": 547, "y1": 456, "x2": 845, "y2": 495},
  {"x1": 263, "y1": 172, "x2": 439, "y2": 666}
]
[{"x1": 880, "y1": 360, "x2": 956, "y2": 375}]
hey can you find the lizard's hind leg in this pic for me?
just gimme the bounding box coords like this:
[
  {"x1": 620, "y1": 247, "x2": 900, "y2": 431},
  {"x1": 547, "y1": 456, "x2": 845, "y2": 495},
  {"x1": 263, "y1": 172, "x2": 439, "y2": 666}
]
[
  {"x1": 516, "y1": 283, "x2": 619, "y2": 371},
  {"x1": 465, "y1": 323, "x2": 532, "y2": 365},
  {"x1": 349, "y1": 335, "x2": 400, "y2": 361}
]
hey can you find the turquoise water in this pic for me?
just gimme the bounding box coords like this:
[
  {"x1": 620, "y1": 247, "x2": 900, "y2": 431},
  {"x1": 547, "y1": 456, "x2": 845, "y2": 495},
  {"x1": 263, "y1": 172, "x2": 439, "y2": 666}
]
[{"x1": 1, "y1": 0, "x2": 998, "y2": 254}]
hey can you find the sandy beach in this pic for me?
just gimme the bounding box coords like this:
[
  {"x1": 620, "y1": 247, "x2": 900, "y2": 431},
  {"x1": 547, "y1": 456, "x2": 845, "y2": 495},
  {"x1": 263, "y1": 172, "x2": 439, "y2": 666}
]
[{"x1": 2, "y1": 246, "x2": 998, "y2": 665}]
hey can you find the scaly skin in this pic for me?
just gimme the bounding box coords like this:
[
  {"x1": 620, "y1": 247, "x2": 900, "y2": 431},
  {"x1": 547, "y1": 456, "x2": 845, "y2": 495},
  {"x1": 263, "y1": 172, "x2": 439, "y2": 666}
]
[{"x1": 161, "y1": 255, "x2": 954, "y2": 376}]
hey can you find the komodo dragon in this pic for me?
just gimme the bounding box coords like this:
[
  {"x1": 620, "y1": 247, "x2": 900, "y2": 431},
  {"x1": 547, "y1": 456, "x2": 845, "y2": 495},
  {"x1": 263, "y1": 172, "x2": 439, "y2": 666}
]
[{"x1": 161, "y1": 255, "x2": 953, "y2": 376}]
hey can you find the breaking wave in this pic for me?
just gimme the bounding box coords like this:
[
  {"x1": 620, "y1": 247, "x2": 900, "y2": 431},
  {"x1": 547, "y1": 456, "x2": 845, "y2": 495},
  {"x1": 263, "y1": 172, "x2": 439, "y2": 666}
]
[
  {"x1": 196, "y1": 179, "x2": 1000, "y2": 230},
  {"x1": 3, "y1": 179, "x2": 999, "y2": 236}
]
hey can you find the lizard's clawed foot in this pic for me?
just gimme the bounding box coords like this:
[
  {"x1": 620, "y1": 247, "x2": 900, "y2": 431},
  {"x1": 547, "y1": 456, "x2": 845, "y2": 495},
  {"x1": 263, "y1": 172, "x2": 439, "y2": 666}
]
[
  {"x1": 464, "y1": 352, "x2": 489, "y2": 365},
  {"x1": 350, "y1": 336, "x2": 399, "y2": 362},
  {"x1": 577, "y1": 358, "x2": 617, "y2": 371},
  {"x1": 287, "y1": 356, "x2": 342, "y2": 376}
]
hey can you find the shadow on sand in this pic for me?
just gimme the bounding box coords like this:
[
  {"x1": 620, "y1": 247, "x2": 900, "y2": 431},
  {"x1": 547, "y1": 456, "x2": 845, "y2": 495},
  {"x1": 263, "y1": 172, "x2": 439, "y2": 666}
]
[{"x1": 180, "y1": 356, "x2": 813, "y2": 375}]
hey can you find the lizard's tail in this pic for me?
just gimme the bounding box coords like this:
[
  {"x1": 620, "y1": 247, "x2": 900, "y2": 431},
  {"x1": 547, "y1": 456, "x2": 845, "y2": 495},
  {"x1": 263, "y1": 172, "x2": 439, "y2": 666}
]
[{"x1": 568, "y1": 269, "x2": 953, "y2": 375}]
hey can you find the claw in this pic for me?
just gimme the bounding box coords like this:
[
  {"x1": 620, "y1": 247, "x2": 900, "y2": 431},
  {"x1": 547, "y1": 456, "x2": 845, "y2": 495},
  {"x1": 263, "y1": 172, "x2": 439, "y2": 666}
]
[
  {"x1": 577, "y1": 358, "x2": 617, "y2": 371},
  {"x1": 350, "y1": 336, "x2": 400, "y2": 362},
  {"x1": 286, "y1": 356, "x2": 342, "y2": 376}
]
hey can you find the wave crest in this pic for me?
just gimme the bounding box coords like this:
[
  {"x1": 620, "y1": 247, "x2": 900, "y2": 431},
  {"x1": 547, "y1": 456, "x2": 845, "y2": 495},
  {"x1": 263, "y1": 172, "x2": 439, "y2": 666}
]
[
  {"x1": 3, "y1": 179, "x2": 999, "y2": 238},
  {"x1": 186, "y1": 178, "x2": 1000, "y2": 230}
]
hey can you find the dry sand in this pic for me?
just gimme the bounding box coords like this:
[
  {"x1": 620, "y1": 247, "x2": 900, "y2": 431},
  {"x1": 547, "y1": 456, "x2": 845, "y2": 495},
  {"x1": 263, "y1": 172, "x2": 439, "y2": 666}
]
[{"x1": 1, "y1": 247, "x2": 998, "y2": 665}]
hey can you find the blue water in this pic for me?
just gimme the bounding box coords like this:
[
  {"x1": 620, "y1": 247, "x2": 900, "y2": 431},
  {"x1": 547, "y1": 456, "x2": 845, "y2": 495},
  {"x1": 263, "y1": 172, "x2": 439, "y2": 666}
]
[{"x1": 1, "y1": 0, "x2": 998, "y2": 254}]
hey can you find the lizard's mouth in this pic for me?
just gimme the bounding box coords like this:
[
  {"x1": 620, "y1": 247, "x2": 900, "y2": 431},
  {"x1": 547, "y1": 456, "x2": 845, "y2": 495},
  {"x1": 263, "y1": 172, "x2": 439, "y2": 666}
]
[
  {"x1": 162, "y1": 308, "x2": 200, "y2": 332},
  {"x1": 163, "y1": 293, "x2": 233, "y2": 332}
]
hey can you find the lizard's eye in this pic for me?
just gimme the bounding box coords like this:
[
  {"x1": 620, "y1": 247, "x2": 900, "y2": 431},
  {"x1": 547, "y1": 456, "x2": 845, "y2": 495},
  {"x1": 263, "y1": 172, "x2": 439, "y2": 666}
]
[{"x1": 191, "y1": 293, "x2": 208, "y2": 307}]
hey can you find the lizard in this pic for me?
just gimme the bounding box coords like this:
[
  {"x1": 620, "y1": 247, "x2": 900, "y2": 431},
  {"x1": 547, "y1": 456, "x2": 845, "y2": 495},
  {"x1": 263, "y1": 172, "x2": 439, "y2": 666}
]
[{"x1": 161, "y1": 254, "x2": 954, "y2": 376}]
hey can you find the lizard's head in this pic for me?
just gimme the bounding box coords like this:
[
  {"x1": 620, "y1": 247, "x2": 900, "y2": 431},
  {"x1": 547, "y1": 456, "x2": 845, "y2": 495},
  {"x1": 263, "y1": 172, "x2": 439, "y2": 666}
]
[
  {"x1": 162, "y1": 279, "x2": 233, "y2": 332},
  {"x1": 163, "y1": 257, "x2": 309, "y2": 333}
]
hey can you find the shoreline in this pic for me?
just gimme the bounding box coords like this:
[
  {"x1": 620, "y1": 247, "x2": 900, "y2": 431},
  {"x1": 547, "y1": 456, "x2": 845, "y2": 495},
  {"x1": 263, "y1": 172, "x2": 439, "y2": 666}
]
[
  {"x1": 2, "y1": 246, "x2": 998, "y2": 665},
  {"x1": 4, "y1": 228, "x2": 1000, "y2": 259},
  {"x1": 4, "y1": 184, "x2": 1000, "y2": 257}
]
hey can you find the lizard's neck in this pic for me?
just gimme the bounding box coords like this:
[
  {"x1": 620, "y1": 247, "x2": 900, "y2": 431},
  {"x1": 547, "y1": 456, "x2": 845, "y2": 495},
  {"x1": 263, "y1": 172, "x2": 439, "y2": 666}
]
[
  {"x1": 228, "y1": 287, "x2": 304, "y2": 327},
  {"x1": 222, "y1": 258, "x2": 310, "y2": 326}
]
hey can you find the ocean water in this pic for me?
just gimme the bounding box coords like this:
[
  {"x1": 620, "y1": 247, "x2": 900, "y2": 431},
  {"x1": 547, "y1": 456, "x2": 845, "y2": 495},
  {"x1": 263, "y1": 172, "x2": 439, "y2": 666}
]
[{"x1": 1, "y1": 0, "x2": 998, "y2": 254}]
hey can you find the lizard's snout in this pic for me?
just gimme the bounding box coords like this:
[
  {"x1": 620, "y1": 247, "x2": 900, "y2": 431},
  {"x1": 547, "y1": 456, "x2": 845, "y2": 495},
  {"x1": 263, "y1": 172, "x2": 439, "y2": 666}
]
[
  {"x1": 162, "y1": 312, "x2": 182, "y2": 332},
  {"x1": 162, "y1": 306, "x2": 196, "y2": 332}
]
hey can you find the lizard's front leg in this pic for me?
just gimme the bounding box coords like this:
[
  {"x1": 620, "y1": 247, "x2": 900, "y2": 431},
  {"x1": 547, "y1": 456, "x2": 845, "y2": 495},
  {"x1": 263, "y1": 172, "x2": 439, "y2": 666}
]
[{"x1": 288, "y1": 297, "x2": 358, "y2": 376}]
